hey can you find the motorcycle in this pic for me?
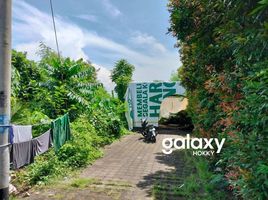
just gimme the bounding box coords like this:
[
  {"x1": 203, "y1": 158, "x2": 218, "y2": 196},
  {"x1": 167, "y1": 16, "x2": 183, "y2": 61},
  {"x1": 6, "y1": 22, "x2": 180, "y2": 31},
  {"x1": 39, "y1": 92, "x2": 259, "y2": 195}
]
[
  {"x1": 141, "y1": 119, "x2": 157, "y2": 143},
  {"x1": 141, "y1": 118, "x2": 148, "y2": 138}
]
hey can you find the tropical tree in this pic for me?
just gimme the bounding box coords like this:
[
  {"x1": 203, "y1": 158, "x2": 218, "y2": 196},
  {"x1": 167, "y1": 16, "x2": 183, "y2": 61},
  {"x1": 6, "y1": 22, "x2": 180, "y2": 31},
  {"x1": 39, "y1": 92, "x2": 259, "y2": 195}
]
[
  {"x1": 111, "y1": 59, "x2": 135, "y2": 102},
  {"x1": 11, "y1": 50, "x2": 41, "y2": 100},
  {"x1": 38, "y1": 45, "x2": 99, "y2": 119}
]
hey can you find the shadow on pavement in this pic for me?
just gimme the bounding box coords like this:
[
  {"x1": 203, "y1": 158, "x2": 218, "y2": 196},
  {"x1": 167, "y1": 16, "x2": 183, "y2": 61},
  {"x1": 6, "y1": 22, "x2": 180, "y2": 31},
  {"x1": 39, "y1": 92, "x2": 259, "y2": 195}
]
[
  {"x1": 157, "y1": 124, "x2": 191, "y2": 136},
  {"x1": 136, "y1": 150, "x2": 190, "y2": 200}
]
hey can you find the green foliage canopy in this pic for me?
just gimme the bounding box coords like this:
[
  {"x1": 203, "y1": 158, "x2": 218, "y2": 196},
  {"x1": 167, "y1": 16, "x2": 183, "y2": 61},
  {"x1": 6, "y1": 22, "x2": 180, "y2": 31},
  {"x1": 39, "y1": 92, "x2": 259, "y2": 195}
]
[
  {"x1": 38, "y1": 45, "x2": 98, "y2": 119},
  {"x1": 12, "y1": 50, "x2": 41, "y2": 100},
  {"x1": 111, "y1": 59, "x2": 135, "y2": 102}
]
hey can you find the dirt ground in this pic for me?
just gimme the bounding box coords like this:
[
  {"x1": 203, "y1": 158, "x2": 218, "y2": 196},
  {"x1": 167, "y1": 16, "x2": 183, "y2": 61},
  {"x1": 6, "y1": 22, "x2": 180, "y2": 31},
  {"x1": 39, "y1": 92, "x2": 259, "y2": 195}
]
[{"x1": 16, "y1": 126, "x2": 190, "y2": 200}]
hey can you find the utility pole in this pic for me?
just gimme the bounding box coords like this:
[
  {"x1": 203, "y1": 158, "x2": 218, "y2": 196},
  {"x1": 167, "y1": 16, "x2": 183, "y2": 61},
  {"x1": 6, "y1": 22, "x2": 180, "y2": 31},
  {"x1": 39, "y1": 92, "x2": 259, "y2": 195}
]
[{"x1": 0, "y1": 0, "x2": 12, "y2": 199}]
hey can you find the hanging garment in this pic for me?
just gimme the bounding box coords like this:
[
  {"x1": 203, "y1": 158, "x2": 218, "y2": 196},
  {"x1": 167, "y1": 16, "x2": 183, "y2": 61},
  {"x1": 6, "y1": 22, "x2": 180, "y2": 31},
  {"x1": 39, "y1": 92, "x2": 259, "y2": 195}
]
[
  {"x1": 12, "y1": 140, "x2": 33, "y2": 169},
  {"x1": 12, "y1": 125, "x2": 32, "y2": 143},
  {"x1": 9, "y1": 126, "x2": 14, "y2": 144},
  {"x1": 51, "y1": 113, "x2": 71, "y2": 152},
  {"x1": 32, "y1": 129, "x2": 52, "y2": 157}
]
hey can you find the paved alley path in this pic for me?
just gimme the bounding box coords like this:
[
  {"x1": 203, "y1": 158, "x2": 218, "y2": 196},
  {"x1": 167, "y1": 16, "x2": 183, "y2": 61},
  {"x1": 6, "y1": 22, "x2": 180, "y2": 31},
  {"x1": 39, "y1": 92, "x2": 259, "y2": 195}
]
[
  {"x1": 79, "y1": 127, "x2": 188, "y2": 200},
  {"x1": 23, "y1": 127, "x2": 189, "y2": 200}
]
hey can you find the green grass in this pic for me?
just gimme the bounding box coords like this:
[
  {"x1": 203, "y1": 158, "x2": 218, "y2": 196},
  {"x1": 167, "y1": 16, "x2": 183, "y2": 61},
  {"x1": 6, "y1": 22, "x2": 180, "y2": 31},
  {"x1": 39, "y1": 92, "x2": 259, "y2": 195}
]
[
  {"x1": 153, "y1": 151, "x2": 231, "y2": 200},
  {"x1": 70, "y1": 178, "x2": 101, "y2": 188},
  {"x1": 69, "y1": 178, "x2": 132, "y2": 189},
  {"x1": 9, "y1": 195, "x2": 18, "y2": 200}
]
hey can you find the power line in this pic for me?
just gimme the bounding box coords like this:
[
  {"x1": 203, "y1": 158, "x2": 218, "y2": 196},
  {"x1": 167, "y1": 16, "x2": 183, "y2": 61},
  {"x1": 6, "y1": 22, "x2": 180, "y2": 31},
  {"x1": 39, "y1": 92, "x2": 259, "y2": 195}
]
[{"x1": 49, "y1": 0, "x2": 60, "y2": 58}]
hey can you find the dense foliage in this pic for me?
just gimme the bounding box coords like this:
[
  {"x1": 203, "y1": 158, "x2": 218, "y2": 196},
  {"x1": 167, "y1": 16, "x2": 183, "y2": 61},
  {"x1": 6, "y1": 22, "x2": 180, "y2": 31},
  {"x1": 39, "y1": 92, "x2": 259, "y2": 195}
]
[
  {"x1": 38, "y1": 45, "x2": 100, "y2": 120},
  {"x1": 11, "y1": 50, "x2": 41, "y2": 100},
  {"x1": 168, "y1": 0, "x2": 268, "y2": 199},
  {"x1": 111, "y1": 59, "x2": 135, "y2": 102},
  {"x1": 154, "y1": 151, "x2": 229, "y2": 200},
  {"x1": 11, "y1": 46, "x2": 128, "y2": 187}
]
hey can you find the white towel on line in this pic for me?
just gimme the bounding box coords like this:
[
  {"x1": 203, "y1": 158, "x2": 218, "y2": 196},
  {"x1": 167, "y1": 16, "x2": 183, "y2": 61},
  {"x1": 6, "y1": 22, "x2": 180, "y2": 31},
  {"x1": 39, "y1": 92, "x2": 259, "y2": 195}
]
[{"x1": 12, "y1": 125, "x2": 32, "y2": 143}]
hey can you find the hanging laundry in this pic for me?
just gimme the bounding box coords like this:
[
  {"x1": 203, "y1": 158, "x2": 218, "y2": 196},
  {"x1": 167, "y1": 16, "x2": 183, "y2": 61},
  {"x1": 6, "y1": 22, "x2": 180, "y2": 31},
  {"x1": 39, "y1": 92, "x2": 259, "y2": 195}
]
[
  {"x1": 9, "y1": 126, "x2": 14, "y2": 144},
  {"x1": 51, "y1": 113, "x2": 71, "y2": 152},
  {"x1": 12, "y1": 125, "x2": 32, "y2": 143},
  {"x1": 32, "y1": 129, "x2": 52, "y2": 157},
  {"x1": 12, "y1": 140, "x2": 33, "y2": 169}
]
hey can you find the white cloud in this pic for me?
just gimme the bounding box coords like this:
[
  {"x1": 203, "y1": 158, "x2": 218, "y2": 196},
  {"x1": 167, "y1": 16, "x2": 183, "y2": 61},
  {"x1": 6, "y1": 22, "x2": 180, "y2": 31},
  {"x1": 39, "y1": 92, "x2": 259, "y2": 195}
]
[
  {"x1": 12, "y1": 0, "x2": 181, "y2": 92},
  {"x1": 76, "y1": 14, "x2": 98, "y2": 23},
  {"x1": 130, "y1": 32, "x2": 167, "y2": 53},
  {"x1": 100, "y1": 0, "x2": 122, "y2": 17},
  {"x1": 13, "y1": 1, "x2": 88, "y2": 60},
  {"x1": 93, "y1": 64, "x2": 115, "y2": 92},
  {"x1": 15, "y1": 42, "x2": 40, "y2": 60}
]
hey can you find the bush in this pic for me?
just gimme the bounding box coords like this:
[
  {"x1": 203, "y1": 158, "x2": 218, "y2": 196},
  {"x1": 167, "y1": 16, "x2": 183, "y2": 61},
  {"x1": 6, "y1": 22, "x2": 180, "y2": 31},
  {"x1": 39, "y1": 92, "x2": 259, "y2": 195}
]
[
  {"x1": 220, "y1": 68, "x2": 268, "y2": 199},
  {"x1": 88, "y1": 88, "x2": 126, "y2": 139},
  {"x1": 57, "y1": 116, "x2": 103, "y2": 168},
  {"x1": 174, "y1": 152, "x2": 229, "y2": 200},
  {"x1": 57, "y1": 143, "x2": 94, "y2": 168},
  {"x1": 168, "y1": 0, "x2": 268, "y2": 198},
  {"x1": 18, "y1": 150, "x2": 66, "y2": 186}
]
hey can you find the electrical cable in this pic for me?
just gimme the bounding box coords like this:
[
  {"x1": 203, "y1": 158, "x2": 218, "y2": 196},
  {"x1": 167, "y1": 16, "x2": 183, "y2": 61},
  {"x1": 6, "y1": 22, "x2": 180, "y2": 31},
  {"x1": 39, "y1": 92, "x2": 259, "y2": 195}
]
[{"x1": 49, "y1": 0, "x2": 61, "y2": 58}]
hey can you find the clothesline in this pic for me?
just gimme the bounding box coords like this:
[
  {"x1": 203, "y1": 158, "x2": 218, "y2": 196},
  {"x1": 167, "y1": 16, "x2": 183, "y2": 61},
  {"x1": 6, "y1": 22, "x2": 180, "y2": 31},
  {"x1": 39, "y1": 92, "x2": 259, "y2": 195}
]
[
  {"x1": 9, "y1": 113, "x2": 71, "y2": 169},
  {"x1": 0, "y1": 121, "x2": 52, "y2": 128},
  {"x1": 0, "y1": 143, "x2": 11, "y2": 148},
  {"x1": 0, "y1": 125, "x2": 11, "y2": 127},
  {"x1": 32, "y1": 122, "x2": 52, "y2": 127},
  {"x1": 0, "y1": 113, "x2": 70, "y2": 169}
]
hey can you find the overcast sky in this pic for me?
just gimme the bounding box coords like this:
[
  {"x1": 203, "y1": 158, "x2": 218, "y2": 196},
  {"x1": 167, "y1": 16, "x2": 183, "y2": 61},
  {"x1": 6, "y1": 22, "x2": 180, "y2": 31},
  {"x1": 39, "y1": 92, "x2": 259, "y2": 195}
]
[{"x1": 12, "y1": 0, "x2": 181, "y2": 91}]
